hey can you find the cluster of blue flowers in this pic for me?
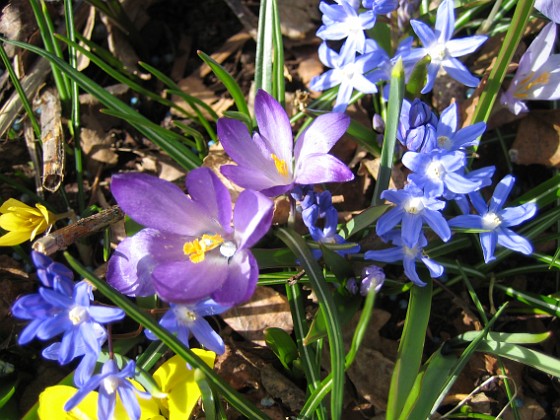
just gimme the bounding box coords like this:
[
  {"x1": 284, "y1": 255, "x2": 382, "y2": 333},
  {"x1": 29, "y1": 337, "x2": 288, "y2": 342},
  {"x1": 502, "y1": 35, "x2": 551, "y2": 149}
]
[
  {"x1": 310, "y1": 0, "x2": 487, "y2": 110},
  {"x1": 11, "y1": 252, "x2": 148, "y2": 419},
  {"x1": 365, "y1": 99, "x2": 537, "y2": 285}
]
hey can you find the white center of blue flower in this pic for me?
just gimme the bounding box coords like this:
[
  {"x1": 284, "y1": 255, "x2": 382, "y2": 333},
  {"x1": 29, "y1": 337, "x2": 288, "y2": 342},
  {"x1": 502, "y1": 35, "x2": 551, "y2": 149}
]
[
  {"x1": 344, "y1": 15, "x2": 363, "y2": 34},
  {"x1": 403, "y1": 245, "x2": 418, "y2": 258},
  {"x1": 174, "y1": 305, "x2": 197, "y2": 325},
  {"x1": 428, "y1": 44, "x2": 447, "y2": 62},
  {"x1": 437, "y1": 135, "x2": 452, "y2": 150},
  {"x1": 403, "y1": 197, "x2": 424, "y2": 214},
  {"x1": 68, "y1": 306, "x2": 88, "y2": 325},
  {"x1": 220, "y1": 241, "x2": 237, "y2": 258},
  {"x1": 101, "y1": 376, "x2": 119, "y2": 395},
  {"x1": 342, "y1": 62, "x2": 357, "y2": 80},
  {"x1": 482, "y1": 212, "x2": 501, "y2": 230},
  {"x1": 426, "y1": 161, "x2": 444, "y2": 181}
]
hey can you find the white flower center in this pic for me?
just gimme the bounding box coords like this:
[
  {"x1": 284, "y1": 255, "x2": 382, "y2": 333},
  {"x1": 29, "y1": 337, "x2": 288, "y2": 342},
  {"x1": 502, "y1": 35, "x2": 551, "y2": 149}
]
[
  {"x1": 482, "y1": 212, "x2": 501, "y2": 230},
  {"x1": 403, "y1": 197, "x2": 424, "y2": 214},
  {"x1": 220, "y1": 241, "x2": 237, "y2": 258},
  {"x1": 342, "y1": 62, "x2": 357, "y2": 80},
  {"x1": 437, "y1": 135, "x2": 452, "y2": 150},
  {"x1": 174, "y1": 305, "x2": 198, "y2": 325},
  {"x1": 426, "y1": 161, "x2": 444, "y2": 181},
  {"x1": 428, "y1": 43, "x2": 447, "y2": 62},
  {"x1": 102, "y1": 376, "x2": 119, "y2": 395},
  {"x1": 68, "y1": 306, "x2": 88, "y2": 325},
  {"x1": 344, "y1": 15, "x2": 363, "y2": 34},
  {"x1": 403, "y1": 245, "x2": 417, "y2": 258}
]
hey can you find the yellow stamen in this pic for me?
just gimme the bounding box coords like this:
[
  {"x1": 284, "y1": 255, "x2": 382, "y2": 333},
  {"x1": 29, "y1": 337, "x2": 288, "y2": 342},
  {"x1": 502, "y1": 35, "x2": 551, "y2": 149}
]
[
  {"x1": 271, "y1": 154, "x2": 289, "y2": 177},
  {"x1": 183, "y1": 234, "x2": 224, "y2": 263}
]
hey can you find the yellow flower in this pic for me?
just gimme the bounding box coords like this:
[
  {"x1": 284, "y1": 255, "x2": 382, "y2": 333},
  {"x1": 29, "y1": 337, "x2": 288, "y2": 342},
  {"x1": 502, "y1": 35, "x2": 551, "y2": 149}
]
[
  {"x1": 152, "y1": 349, "x2": 216, "y2": 420},
  {"x1": 37, "y1": 383, "x2": 162, "y2": 420},
  {"x1": 0, "y1": 198, "x2": 55, "y2": 246}
]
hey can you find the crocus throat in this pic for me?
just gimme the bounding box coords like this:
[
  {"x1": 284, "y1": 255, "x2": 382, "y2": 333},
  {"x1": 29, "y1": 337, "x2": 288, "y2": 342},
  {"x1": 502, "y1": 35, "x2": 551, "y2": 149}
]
[
  {"x1": 271, "y1": 154, "x2": 289, "y2": 177},
  {"x1": 516, "y1": 71, "x2": 551, "y2": 98},
  {"x1": 183, "y1": 234, "x2": 224, "y2": 263}
]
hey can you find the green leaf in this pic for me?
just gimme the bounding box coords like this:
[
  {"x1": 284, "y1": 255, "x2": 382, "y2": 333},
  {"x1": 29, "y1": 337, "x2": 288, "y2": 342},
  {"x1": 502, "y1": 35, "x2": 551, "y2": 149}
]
[
  {"x1": 387, "y1": 280, "x2": 432, "y2": 420},
  {"x1": 346, "y1": 119, "x2": 382, "y2": 157},
  {"x1": 495, "y1": 284, "x2": 560, "y2": 318},
  {"x1": 320, "y1": 243, "x2": 354, "y2": 282},
  {"x1": 1, "y1": 37, "x2": 203, "y2": 171},
  {"x1": 405, "y1": 54, "x2": 431, "y2": 98},
  {"x1": 373, "y1": 58, "x2": 404, "y2": 206},
  {"x1": 276, "y1": 227, "x2": 345, "y2": 418},
  {"x1": 0, "y1": 377, "x2": 17, "y2": 409},
  {"x1": 339, "y1": 204, "x2": 390, "y2": 239},
  {"x1": 264, "y1": 327, "x2": 299, "y2": 371},
  {"x1": 197, "y1": 51, "x2": 251, "y2": 118},
  {"x1": 305, "y1": 292, "x2": 362, "y2": 345},
  {"x1": 255, "y1": 0, "x2": 274, "y2": 95},
  {"x1": 457, "y1": 331, "x2": 551, "y2": 345}
]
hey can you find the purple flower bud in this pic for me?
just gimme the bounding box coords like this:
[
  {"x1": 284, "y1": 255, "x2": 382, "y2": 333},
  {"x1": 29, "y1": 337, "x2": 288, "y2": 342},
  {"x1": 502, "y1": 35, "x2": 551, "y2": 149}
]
[{"x1": 360, "y1": 265, "x2": 386, "y2": 295}]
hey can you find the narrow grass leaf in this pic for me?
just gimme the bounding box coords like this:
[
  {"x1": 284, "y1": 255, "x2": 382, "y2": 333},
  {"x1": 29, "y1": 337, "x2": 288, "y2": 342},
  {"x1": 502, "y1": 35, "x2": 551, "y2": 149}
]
[
  {"x1": 276, "y1": 228, "x2": 345, "y2": 418},
  {"x1": 495, "y1": 283, "x2": 560, "y2": 318}
]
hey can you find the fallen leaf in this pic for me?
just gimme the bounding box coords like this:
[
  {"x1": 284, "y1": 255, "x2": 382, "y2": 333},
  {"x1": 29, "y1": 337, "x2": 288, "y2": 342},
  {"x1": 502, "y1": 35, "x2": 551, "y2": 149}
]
[
  {"x1": 260, "y1": 364, "x2": 306, "y2": 412},
  {"x1": 278, "y1": 0, "x2": 320, "y2": 40},
  {"x1": 221, "y1": 286, "x2": 293, "y2": 346},
  {"x1": 509, "y1": 110, "x2": 560, "y2": 167}
]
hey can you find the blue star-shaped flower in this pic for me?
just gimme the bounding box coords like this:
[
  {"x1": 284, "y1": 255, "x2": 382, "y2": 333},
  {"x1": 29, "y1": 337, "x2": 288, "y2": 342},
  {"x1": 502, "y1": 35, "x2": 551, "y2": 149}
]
[
  {"x1": 402, "y1": 0, "x2": 487, "y2": 93},
  {"x1": 448, "y1": 175, "x2": 537, "y2": 262}
]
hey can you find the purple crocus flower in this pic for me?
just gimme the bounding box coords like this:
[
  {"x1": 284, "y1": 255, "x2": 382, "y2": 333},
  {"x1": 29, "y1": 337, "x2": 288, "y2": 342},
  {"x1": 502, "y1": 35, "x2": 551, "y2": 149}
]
[
  {"x1": 376, "y1": 182, "x2": 451, "y2": 247},
  {"x1": 107, "y1": 167, "x2": 273, "y2": 306},
  {"x1": 448, "y1": 175, "x2": 537, "y2": 263},
  {"x1": 402, "y1": 149, "x2": 482, "y2": 197},
  {"x1": 500, "y1": 22, "x2": 560, "y2": 115},
  {"x1": 535, "y1": 0, "x2": 560, "y2": 23},
  {"x1": 65, "y1": 359, "x2": 150, "y2": 420},
  {"x1": 145, "y1": 299, "x2": 228, "y2": 355},
  {"x1": 402, "y1": 0, "x2": 487, "y2": 93},
  {"x1": 218, "y1": 90, "x2": 354, "y2": 195},
  {"x1": 364, "y1": 231, "x2": 444, "y2": 286}
]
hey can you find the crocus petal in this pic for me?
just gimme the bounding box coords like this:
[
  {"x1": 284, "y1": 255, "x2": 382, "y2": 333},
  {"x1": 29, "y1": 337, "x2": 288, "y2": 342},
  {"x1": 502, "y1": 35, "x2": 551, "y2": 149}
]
[
  {"x1": 186, "y1": 168, "x2": 232, "y2": 234},
  {"x1": 295, "y1": 153, "x2": 354, "y2": 185},
  {"x1": 534, "y1": 1, "x2": 560, "y2": 23},
  {"x1": 212, "y1": 251, "x2": 258, "y2": 305},
  {"x1": 220, "y1": 164, "x2": 291, "y2": 196},
  {"x1": 294, "y1": 113, "x2": 350, "y2": 161},
  {"x1": 153, "y1": 256, "x2": 229, "y2": 304},
  {"x1": 501, "y1": 203, "x2": 537, "y2": 227},
  {"x1": 111, "y1": 173, "x2": 205, "y2": 236},
  {"x1": 496, "y1": 227, "x2": 533, "y2": 255},
  {"x1": 521, "y1": 22, "x2": 557, "y2": 72},
  {"x1": 254, "y1": 90, "x2": 293, "y2": 164},
  {"x1": 233, "y1": 190, "x2": 273, "y2": 249}
]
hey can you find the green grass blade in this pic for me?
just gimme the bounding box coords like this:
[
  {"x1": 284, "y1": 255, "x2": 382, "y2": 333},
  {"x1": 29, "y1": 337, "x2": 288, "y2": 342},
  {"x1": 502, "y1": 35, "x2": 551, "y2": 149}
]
[
  {"x1": 339, "y1": 204, "x2": 389, "y2": 239},
  {"x1": 3, "y1": 38, "x2": 202, "y2": 170},
  {"x1": 495, "y1": 283, "x2": 560, "y2": 317},
  {"x1": 346, "y1": 119, "x2": 382, "y2": 157},
  {"x1": 372, "y1": 58, "x2": 404, "y2": 206},
  {"x1": 255, "y1": 0, "x2": 273, "y2": 95},
  {"x1": 276, "y1": 227, "x2": 345, "y2": 418},
  {"x1": 386, "y1": 279, "x2": 432, "y2": 420},
  {"x1": 271, "y1": 0, "x2": 285, "y2": 106}
]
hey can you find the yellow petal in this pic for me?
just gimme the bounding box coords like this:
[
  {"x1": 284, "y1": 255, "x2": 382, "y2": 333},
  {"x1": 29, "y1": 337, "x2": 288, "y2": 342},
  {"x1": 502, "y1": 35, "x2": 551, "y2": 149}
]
[
  {"x1": 152, "y1": 349, "x2": 216, "y2": 420},
  {"x1": 0, "y1": 198, "x2": 34, "y2": 213},
  {"x1": 36, "y1": 203, "x2": 55, "y2": 225},
  {"x1": 38, "y1": 383, "x2": 161, "y2": 420},
  {"x1": 0, "y1": 212, "x2": 35, "y2": 232},
  {"x1": 0, "y1": 230, "x2": 32, "y2": 246}
]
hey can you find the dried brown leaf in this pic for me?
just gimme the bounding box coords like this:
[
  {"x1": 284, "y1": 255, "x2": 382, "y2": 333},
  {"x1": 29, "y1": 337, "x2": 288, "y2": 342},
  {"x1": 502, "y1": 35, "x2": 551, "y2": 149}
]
[
  {"x1": 510, "y1": 110, "x2": 560, "y2": 167},
  {"x1": 221, "y1": 286, "x2": 293, "y2": 346}
]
